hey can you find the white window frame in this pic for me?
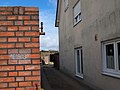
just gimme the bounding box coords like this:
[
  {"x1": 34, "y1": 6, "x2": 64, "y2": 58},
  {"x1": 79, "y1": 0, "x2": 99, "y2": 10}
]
[
  {"x1": 73, "y1": 0, "x2": 81, "y2": 26},
  {"x1": 102, "y1": 40, "x2": 120, "y2": 78},
  {"x1": 75, "y1": 48, "x2": 83, "y2": 78}
]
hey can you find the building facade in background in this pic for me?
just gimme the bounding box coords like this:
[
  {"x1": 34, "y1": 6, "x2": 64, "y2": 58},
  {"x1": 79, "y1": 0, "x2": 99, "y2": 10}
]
[
  {"x1": 0, "y1": 7, "x2": 41, "y2": 90},
  {"x1": 41, "y1": 50, "x2": 58, "y2": 64},
  {"x1": 55, "y1": 0, "x2": 120, "y2": 90}
]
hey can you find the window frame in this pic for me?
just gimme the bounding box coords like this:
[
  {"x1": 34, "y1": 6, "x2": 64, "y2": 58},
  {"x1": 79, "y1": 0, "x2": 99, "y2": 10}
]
[
  {"x1": 102, "y1": 40, "x2": 120, "y2": 78},
  {"x1": 73, "y1": 0, "x2": 82, "y2": 26},
  {"x1": 75, "y1": 48, "x2": 83, "y2": 78},
  {"x1": 116, "y1": 41, "x2": 120, "y2": 73}
]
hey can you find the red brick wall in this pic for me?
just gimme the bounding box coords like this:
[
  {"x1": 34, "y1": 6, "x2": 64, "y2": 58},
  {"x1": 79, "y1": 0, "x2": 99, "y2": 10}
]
[{"x1": 0, "y1": 7, "x2": 40, "y2": 90}]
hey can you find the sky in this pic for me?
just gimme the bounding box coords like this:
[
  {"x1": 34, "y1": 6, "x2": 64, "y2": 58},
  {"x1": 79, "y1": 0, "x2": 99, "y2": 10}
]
[{"x1": 0, "y1": 0, "x2": 58, "y2": 51}]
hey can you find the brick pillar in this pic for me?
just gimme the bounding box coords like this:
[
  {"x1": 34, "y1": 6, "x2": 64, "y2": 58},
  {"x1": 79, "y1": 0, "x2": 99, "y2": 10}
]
[{"x1": 0, "y1": 7, "x2": 41, "y2": 90}]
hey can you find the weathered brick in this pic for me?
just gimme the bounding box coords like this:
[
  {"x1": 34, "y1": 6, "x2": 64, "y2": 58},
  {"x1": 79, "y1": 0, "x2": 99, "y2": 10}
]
[
  {"x1": 24, "y1": 21, "x2": 39, "y2": 25},
  {"x1": 8, "y1": 60, "x2": 18, "y2": 64},
  {"x1": 25, "y1": 43, "x2": 39, "y2": 48},
  {"x1": 8, "y1": 44, "x2": 15, "y2": 48},
  {"x1": 19, "y1": 7, "x2": 24, "y2": 14},
  {"x1": 19, "y1": 82, "x2": 31, "y2": 87},
  {"x1": 16, "y1": 77, "x2": 24, "y2": 81},
  {"x1": 31, "y1": 26, "x2": 39, "y2": 31},
  {"x1": 0, "y1": 7, "x2": 12, "y2": 11},
  {"x1": 32, "y1": 60, "x2": 40, "y2": 64},
  {"x1": 15, "y1": 21, "x2": 23, "y2": 25},
  {"x1": 16, "y1": 32, "x2": 24, "y2": 36},
  {"x1": 1, "y1": 88, "x2": 15, "y2": 90},
  {"x1": 18, "y1": 37, "x2": 30, "y2": 42},
  {"x1": 25, "y1": 76, "x2": 40, "y2": 81},
  {"x1": 0, "y1": 7, "x2": 7, "y2": 11},
  {"x1": 32, "y1": 48, "x2": 40, "y2": 53},
  {"x1": 0, "y1": 50, "x2": 7, "y2": 54},
  {"x1": 18, "y1": 16, "x2": 30, "y2": 20},
  {"x1": 0, "y1": 77, "x2": 14, "y2": 82},
  {"x1": 31, "y1": 15, "x2": 39, "y2": 20},
  {"x1": 7, "y1": 16, "x2": 17, "y2": 20},
  {"x1": 0, "y1": 72, "x2": 7, "y2": 76},
  {"x1": 9, "y1": 82, "x2": 18, "y2": 87},
  {"x1": 0, "y1": 55, "x2": 10, "y2": 59},
  {"x1": 0, "y1": 44, "x2": 15, "y2": 48},
  {"x1": 8, "y1": 38, "x2": 17, "y2": 42},
  {"x1": 25, "y1": 32, "x2": 39, "y2": 36},
  {"x1": 32, "y1": 71, "x2": 40, "y2": 75},
  {"x1": 25, "y1": 7, "x2": 39, "y2": 11},
  {"x1": 16, "y1": 88, "x2": 24, "y2": 90},
  {"x1": 32, "y1": 81, "x2": 40, "y2": 86},
  {"x1": 10, "y1": 54, "x2": 26, "y2": 60},
  {"x1": 29, "y1": 54, "x2": 40, "y2": 59},
  {"x1": 7, "y1": 7, "x2": 13, "y2": 11},
  {"x1": 25, "y1": 11, "x2": 39, "y2": 15},
  {"x1": 0, "y1": 32, "x2": 14, "y2": 36},
  {"x1": 32, "y1": 38, "x2": 39, "y2": 42},
  {"x1": 0, "y1": 66, "x2": 15, "y2": 71},
  {"x1": 0, "y1": 21, "x2": 13, "y2": 25},
  {"x1": 0, "y1": 83, "x2": 7, "y2": 88},
  {"x1": 25, "y1": 65, "x2": 40, "y2": 70},
  {"x1": 8, "y1": 26, "x2": 18, "y2": 31},
  {"x1": 16, "y1": 66, "x2": 24, "y2": 70},
  {"x1": 0, "y1": 26, "x2": 7, "y2": 31},
  {"x1": 18, "y1": 71, "x2": 31, "y2": 76},
  {"x1": 19, "y1": 60, "x2": 31, "y2": 64},
  {"x1": 0, "y1": 38, "x2": 7, "y2": 42},
  {"x1": 8, "y1": 49, "x2": 18, "y2": 54},
  {"x1": 0, "y1": 16, "x2": 7, "y2": 20},
  {"x1": 13, "y1": 7, "x2": 19, "y2": 14},
  {"x1": 9, "y1": 72, "x2": 17, "y2": 76},
  {"x1": 0, "y1": 60, "x2": 8, "y2": 65},
  {"x1": 26, "y1": 87, "x2": 41, "y2": 90},
  {"x1": 0, "y1": 11, "x2": 12, "y2": 15},
  {"x1": 19, "y1": 26, "x2": 31, "y2": 31},
  {"x1": 19, "y1": 49, "x2": 31, "y2": 54},
  {"x1": 16, "y1": 43, "x2": 24, "y2": 48}
]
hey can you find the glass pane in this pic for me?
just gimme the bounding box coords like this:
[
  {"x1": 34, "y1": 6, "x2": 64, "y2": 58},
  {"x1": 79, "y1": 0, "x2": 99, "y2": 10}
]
[
  {"x1": 117, "y1": 43, "x2": 120, "y2": 70},
  {"x1": 74, "y1": 1, "x2": 81, "y2": 17},
  {"x1": 77, "y1": 50, "x2": 80, "y2": 73},
  {"x1": 64, "y1": 0, "x2": 68, "y2": 7},
  {"x1": 106, "y1": 44, "x2": 115, "y2": 69},
  {"x1": 78, "y1": 13, "x2": 81, "y2": 20}
]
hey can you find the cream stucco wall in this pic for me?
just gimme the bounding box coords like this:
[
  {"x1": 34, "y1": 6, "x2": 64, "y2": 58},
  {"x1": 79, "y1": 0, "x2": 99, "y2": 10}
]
[{"x1": 57, "y1": 0, "x2": 120, "y2": 90}]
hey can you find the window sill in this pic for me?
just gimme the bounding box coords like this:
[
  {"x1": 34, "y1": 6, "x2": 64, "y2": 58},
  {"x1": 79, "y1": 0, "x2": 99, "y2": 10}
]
[
  {"x1": 64, "y1": 5, "x2": 69, "y2": 12},
  {"x1": 73, "y1": 19, "x2": 82, "y2": 27},
  {"x1": 102, "y1": 71, "x2": 120, "y2": 79},
  {"x1": 75, "y1": 74, "x2": 83, "y2": 79}
]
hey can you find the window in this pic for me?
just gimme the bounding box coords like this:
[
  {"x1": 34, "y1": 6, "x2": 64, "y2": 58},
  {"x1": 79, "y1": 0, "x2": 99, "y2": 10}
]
[
  {"x1": 75, "y1": 48, "x2": 83, "y2": 78},
  {"x1": 118, "y1": 42, "x2": 120, "y2": 70},
  {"x1": 73, "y1": 0, "x2": 81, "y2": 25},
  {"x1": 102, "y1": 40, "x2": 120, "y2": 78},
  {"x1": 64, "y1": 0, "x2": 68, "y2": 11},
  {"x1": 106, "y1": 44, "x2": 115, "y2": 69}
]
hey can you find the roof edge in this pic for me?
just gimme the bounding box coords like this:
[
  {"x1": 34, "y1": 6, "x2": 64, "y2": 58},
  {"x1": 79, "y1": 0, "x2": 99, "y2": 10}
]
[{"x1": 55, "y1": 0, "x2": 60, "y2": 27}]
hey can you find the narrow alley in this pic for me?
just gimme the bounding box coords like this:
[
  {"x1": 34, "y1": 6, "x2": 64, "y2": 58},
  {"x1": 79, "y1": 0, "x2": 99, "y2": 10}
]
[{"x1": 41, "y1": 65, "x2": 94, "y2": 90}]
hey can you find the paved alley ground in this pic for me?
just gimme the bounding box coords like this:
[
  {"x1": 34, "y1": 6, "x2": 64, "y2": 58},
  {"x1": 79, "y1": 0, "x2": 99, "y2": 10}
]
[{"x1": 41, "y1": 65, "x2": 94, "y2": 90}]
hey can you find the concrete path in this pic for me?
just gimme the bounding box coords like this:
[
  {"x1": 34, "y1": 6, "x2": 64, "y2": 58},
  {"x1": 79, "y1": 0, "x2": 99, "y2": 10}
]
[{"x1": 41, "y1": 65, "x2": 94, "y2": 90}]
